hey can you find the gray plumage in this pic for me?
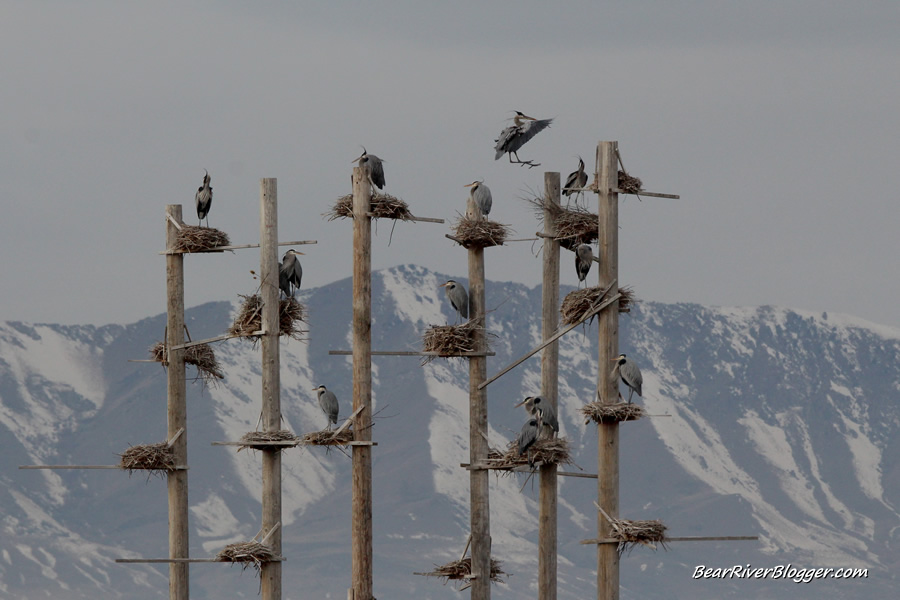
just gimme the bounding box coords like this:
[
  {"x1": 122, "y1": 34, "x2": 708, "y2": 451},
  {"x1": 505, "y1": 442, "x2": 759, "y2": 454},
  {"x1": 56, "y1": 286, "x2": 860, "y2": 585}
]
[
  {"x1": 494, "y1": 111, "x2": 552, "y2": 165},
  {"x1": 516, "y1": 416, "x2": 541, "y2": 468},
  {"x1": 440, "y1": 279, "x2": 469, "y2": 321},
  {"x1": 465, "y1": 180, "x2": 492, "y2": 218},
  {"x1": 355, "y1": 147, "x2": 385, "y2": 190},
  {"x1": 612, "y1": 353, "x2": 643, "y2": 403},
  {"x1": 516, "y1": 395, "x2": 558, "y2": 439},
  {"x1": 195, "y1": 170, "x2": 212, "y2": 226},
  {"x1": 314, "y1": 385, "x2": 339, "y2": 430},
  {"x1": 575, "y1": 244, "x2": 593, "y2": 283},
  {"x1": 279, "y1": 249, "x2": 304, "y2": 297},
  {"x1": 562, "y1": 157, "x2": 588, "y2": 200}
]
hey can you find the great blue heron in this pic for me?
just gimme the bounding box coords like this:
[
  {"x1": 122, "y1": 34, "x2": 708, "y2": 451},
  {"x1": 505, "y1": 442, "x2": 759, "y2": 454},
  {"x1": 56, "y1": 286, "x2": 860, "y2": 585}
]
[
  {"x1": 279, "y1": 249, "x2": 304, "y2": 297},
  {"x1": 195, "y1": 170, "x2": 212, "y2": 227},
  {"x1": 494, "y1": 111, "x2": 552, "y2": 168},
  {"x1": 464, "y1": 180, "x2": 492, "y2": 219},
  {"x1": 611, "y1": 353, "x2": 643, "y2": 403},
  {"x1": 562, "y1": 157, "x2": 588, "y2": 205},
  {"x1": 440, "y1": 279, "x2": 469, "y2": 322},
  {"x1": 517, "y1": 412, "x2": 543, "y2": 468},
  {"x1": 575, "y1": 244, "x2": 593, "y2": 286},
  {"x1": 313, "y1": 385, "x2": 339, "y2": 430},
  {"x1": 515, "y1": 395, "x2": 558, "y2": 439},
  {"x1": 353, "y1": 147, "x2": 385, "y2": 191}
]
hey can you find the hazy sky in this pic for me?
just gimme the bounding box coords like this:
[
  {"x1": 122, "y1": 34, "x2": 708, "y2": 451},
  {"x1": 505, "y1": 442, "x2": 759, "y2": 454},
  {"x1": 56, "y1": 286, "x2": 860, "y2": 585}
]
[{"x1": 3, "y1": 1, "x2": 899, "y2": 327}]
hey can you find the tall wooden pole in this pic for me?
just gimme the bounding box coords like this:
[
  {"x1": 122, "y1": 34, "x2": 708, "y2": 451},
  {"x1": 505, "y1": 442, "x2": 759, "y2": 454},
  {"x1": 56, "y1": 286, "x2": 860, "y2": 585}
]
[
  {"x1": 596, "y1": 142, "x2": 619, "y2": 600},
  {"x1": 539, "y1": 173, "x2": 560, "y2": 600},
  {"x1": 469, "y1": 243, "x2": 490, "y2": 600},
  {"x1": 259, "y1": 179, "x2": 283, "y2": 600},
  {"x1": 165, "y1": 205, "x2": 189, "y2": 600},
  {"x1": 351, "y1": 167, "x2": 374, "y2": 600}
]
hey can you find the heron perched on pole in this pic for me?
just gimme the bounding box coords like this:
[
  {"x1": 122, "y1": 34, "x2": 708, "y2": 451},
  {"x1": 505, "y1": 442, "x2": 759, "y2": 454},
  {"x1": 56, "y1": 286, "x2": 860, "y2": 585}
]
[
  {"x1": 515, "y1": 395, "x2": 559, "y2": 439},
  {"x1": 440, "y1": 279, "x2": 469, "y2": 322},
  {"x1": 562, "y1": 157, "x2": 588, "y2": 205},
  {"x1": 611, "y1": 353, "x2": 643, "y2": 403},
  {"x1": 575, "y1": 244, "x2": 593, "y2": 286},
  {"x1": 279, "y1": 249, "x2": 304, "y2": 297},
  {"x1": 517, "y1": 412, "x2": 543, "y2": 468},
  {"x1": 195, "y1": 170, "x2": 212, "y2": 227},
  {"x1": 353, "y1": 147, "x2": 385, "y2": 192},
  {"x1": 313, "y1": 385, "x2": 339, "y2": 430},
  {"x1": 493, "y1": 111, "x2": 552, "y2": 168},
  {"x1": 464, "y1": 180, "x2": 492, "y2": 219}
]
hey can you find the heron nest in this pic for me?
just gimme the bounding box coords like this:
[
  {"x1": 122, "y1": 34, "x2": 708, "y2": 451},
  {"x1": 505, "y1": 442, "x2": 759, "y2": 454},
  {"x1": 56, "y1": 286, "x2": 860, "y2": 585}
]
[
  {"x1": 485, "y1": 438, "x2": 572, "y2": 472},
  {"x1": 227, "y1": 295, "x2": 306, "y2": 342},
  {"x1": 560, "y1": 286, "x2": 635, "y2": 325},
  {"x1": 527, "y1": 196, "x2": 598, "y2": 250},
  {"x1": 237, "y1": 430, "x2": 300, "y2": 451},
  {"x1": 300, "y1": 429, "x2": 354, "y2": 446},
  {"x1": 327, "y1": 193, "x2": 414, "y2": 221},
  {"x1": 215, "y1": 541, "x2": 277, "y2": 573},
  {"x1": 149, "y1": 341, "x2": 224, "y2": 383},
  {"x1": 581, "y1": 402, "x2": 645, "y2": 424},
  {"x1": 416, "y1": 557, "x2": 507, "y2": 585},
  {"x1": 607, "y1": 518, "x2": 668, "y2": 554},
  {"x1": 421, "y1": 320, "x2": 493, "y2": 364},
  {"x1": 451, "y1": 216, "x2": 510, "y2": 249},
  {"x1": 119, "y1": 442, "x2": 176, "y2": 475},
  {"x1": 172, "y1": 225, "x2": 231, "y2": 253},
  {"x1": 617, "y1": 170, "x2": 643, "y2": 195}
]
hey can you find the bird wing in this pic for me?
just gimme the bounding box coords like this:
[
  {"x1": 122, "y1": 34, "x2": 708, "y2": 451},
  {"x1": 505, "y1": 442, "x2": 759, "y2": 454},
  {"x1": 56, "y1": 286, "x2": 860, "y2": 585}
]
[
  {"x1": 493, "y1": 125, "x2": 518, "y2": 159},
  {"x1": 508, "y1": 118, "x2": 552, "y2": 153},
  {"x1": 370, "y1": 157, "x2": 386, "y2": 189},
  {"x1": 475, "y1": 185, "x2": 492, "y2": 215},
  {"x1": 290, "y1": 260, "x2": 303, "y2": 288},
  {"x1": 542, "y1": 402, "x2": 560, "y2": 433},
  {"x1": 563, "y1": 170, "x2": 579, "y2": 195},
  {"x1": 456, "y1": 286, "x2": 469, "y2": 319}
]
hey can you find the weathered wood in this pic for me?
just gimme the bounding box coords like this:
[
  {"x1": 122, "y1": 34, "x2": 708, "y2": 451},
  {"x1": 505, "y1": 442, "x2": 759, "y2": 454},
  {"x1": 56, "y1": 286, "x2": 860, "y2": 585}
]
[
  {"x1": 351, "y1": 166, "x2": 374, "y2": 600},
  {"x1": 580, "y1": 536, "x2": 758, "y2": 545},
  {"x1": 169, "y1": 331, "x2": 264, "y2": 351},
  {"x1": 468, "y1": 244, "x2": 491, "y2": 600},
  {"x1": 596, "y1": 143, "x2": 619, "y2": 600},
  {"x1": 365, "y1": 212, "x2": 445, "y2": 223},
  {"x1": 165, "y1": 205, "x2": 189, "y2": 600},
  {"x1": 160, "y1": 239, "x2": 317, "y2": 255},
  {"x1": 19, "y1": 465, "x2": 189, "y2": 470},
  {"x1": 259, "y1": 179, "x2": 282, "y2": 600},
  {"x1": 611, "y1": 189, "x2": 679, "y2": 199},
  {"x1": 539, "y1": 172, "x2": 560, "y2": 600},
  {"x1": 115, "y1": 558, "x2": 286, "y2": 564},
  {"x1": 327, "y1": 350, "x2": 496, "y2": 357}
]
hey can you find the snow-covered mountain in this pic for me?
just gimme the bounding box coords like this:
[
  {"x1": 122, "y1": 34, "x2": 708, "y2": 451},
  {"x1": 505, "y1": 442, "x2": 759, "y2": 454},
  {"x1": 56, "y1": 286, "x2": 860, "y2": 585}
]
[{"x1": 1, "y1": 264, "x2": 897, "y2": 599}]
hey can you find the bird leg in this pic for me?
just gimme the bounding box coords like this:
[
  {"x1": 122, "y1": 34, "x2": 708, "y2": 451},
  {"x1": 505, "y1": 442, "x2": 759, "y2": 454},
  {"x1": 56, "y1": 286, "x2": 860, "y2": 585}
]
[
  {"x1": 509, "y1": 152, "x2": 540, "y2": 169},
  {"x1": 627, "y1": 388, "x2": 634, "y2": 404}
]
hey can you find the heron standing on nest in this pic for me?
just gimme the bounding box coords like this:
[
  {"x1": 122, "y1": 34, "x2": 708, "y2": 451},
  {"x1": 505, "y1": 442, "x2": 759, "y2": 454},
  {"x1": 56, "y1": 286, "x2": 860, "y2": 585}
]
[
  {"x1": 353, "y1": 147, "x2": 385, "y2": 192},
  {"x1": 515, "y1": 395, "x2": 559, "y2": 439},
  {"x1": 464, "y1": 180, "x2": 492, "y2": 219},
  {"x1": 440, "y1": 279, "x2": 469, "y2": 323},
  {"x1": 313, "y1": 385, "x2": 339, "y2": 430},
  {"x1": 612, "y1": 353, "x2": 643, "y2": 403},
  {"x1": 195, "y1": 170, "x2": 212, "y2": 227},
  {"x1": 575, "y1": 243, "x2": 593, "y2": 286},
  {"x1": 493, "y1": 111, "x2": 552, "y2": 168},
  {"x1": 517, "y1": 410, "x2": 543, "y2": 468},
  {"x1": 562, "y1": 157, "x2": 588, "y2": 206},
  {"x1": 279, "y1": 249, "x2": 304, "y2": 297}
]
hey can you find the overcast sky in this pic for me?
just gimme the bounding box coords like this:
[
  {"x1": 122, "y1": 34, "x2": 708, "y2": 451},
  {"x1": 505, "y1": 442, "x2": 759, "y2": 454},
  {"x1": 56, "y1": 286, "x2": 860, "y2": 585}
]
[{"x1": 3, "y1": 1, "x2": 899, "y2": 328}]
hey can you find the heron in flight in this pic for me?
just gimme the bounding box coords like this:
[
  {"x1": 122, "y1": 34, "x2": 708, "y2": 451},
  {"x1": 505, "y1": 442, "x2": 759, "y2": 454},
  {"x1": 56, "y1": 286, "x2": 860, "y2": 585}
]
[
  {"x1": 353, "y1": 147, "x2": 385, "y2": 192},
  {"x1": 195, "y1": 170, "x2": 212, "y2": 227},
  {"x1": 517, "y1": 411, "x2": 543, "y2": 468},
  {"x1": 612, "y1": 353, "x2": 643, "y2": 403},
  {"x1": 279, "y1": 249, "x2": 304, "y2": 297},
  {"x1": 464, "y1": 180, "x2": 492, "y2": 219},
  {"x1": 440, "y1": 279, "x2": 469, "y2": 323},
  {"x1": 313, "y1": 385, "x2": 339, "y2": 430},
  {"x1": 562, "y1": 157, "x2": 588, "y2": 205},
  {"x1": 575, "y1": 244, "x2": 593, "y2": 286},
  {"x1": 494, "y1": 111, "x2": 552, "y2": 168},
  {"x1": 515, "y1": 395, "x2": 558, "y2": 439}
]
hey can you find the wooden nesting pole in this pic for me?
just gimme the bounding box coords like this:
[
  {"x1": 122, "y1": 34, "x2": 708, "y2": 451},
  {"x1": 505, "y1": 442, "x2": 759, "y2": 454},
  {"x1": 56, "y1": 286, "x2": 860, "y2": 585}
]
[
  {"x1": 259, "y1": 179, "x2": 283, "y2": 600},
  {"x1": 596, "y1": 142, "x2": 619, "y2": 600},
  {"x1": 351, "y1": 167, "x2": 374, "y2": 600},
  {"x1": 539, "y1": 173, "x2": 560, "y2": 600},
  {"x1": 468, "y1": 243, "x2": 490, "y2": 600},
  {"x1": 165, "y1": 205, "x2": 189, "y2": 600}
]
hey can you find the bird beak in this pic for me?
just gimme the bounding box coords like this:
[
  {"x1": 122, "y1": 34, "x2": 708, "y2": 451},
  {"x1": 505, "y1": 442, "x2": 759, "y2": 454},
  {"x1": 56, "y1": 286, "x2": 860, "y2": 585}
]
[
  {"x1": 439, "y1": 282, "x2": 449, "y2": 288},
  {"x1": 289, "y1": 251, "x2": 305, "y2": 256},
  {"x1": 463, "y1": 182, "x2": 475, "y2": 188},
  {"x1": 514, "y1": 399, "x2": 527, "y2": 408}
]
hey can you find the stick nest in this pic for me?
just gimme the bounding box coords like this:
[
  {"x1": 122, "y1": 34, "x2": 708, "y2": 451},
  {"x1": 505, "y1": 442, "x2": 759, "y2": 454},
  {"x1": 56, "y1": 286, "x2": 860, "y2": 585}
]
[
  {"x1": 527, "y1": 196, "x2": 597, "y2": 250},
  {"x1": 227, "y1": 295, "x2": 306, "y2": 342},
  {"x1": 452, "y1": 216, "x2": 510, "y2": 248},
  {"x1": 300, "y1": 429, "x2": 354, "y2": 446},
  {"x1": 421, "y1": 320, "x2": 493, "y2": 364},
  {"x1": 215, "y1": 542, "x2": 277, "y2": 573},
  {"x1": 417, "y1": 557, "x2": 507, "y2": 585},
  {"x1": 119, "y1": 442, "x2": 176, "y2": 474},
  {"x1": 618, "y1": 170, "x2": 643, "y2": 195},
  {"x1": 608, "y1": 519, "x2": 668, "y2": 554},
  {"x1": 149, "y1": 341, "x2": 224, "y2": 383},
  {"x1": 485, "y1": 438, "x2": 572, "y2": 471},
  {"x1": 327, "y1": 193, "x2": 414, "y2": 221},
  {"x1": 237, "y1": 430, "x2": 300, "y2": 451},
  {"x1": 172, "y1": 225, "x2": 231, "y2": 253},
  {"x1": 581, "y1": 402, "x2": 645, "y2": 424},
  {"x1": 561, "y1": 286, "x2": 635, "y2": 325}
]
